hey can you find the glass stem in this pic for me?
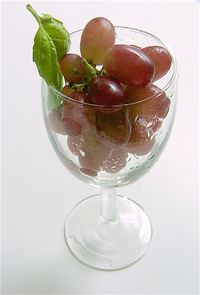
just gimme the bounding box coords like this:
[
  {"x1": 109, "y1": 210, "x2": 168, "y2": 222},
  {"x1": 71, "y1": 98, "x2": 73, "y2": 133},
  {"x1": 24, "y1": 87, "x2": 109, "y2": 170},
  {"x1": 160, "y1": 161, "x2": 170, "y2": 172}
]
[{"x1": 100, "y1": 187, "x2": 118, "y2": 223}]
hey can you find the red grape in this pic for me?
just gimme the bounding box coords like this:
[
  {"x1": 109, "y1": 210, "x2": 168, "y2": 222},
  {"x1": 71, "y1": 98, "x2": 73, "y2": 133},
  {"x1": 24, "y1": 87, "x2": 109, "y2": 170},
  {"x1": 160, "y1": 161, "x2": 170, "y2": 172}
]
[
  {"x1": 78, "y1": 127, "x2": 98, "y2": 152},
  {"x1": 86, "y1": 76, "x2": 125, "y2": 108},
  {"x1": 126, "y1": 137, "x2": 155, "y2": 156},
  {"x1": 62, "y1": 103, "x2": 88, "y2": 136},
  {"x1": 102, "y1": 149, "x2": 128, "y2": 173},
  {"x1": 142, "y1": 46, "x2": 172, "y2": 81},
  {"x1": 125, "y1": 84, "x2": 170, "y2": 121},
  {"x1": 61, "y1": 101, "x2": 73, "y2": 120},
  {"x1": 62, "y1": 85, "x2": 85, "y2": 102},
  {"x1": 72, "y1": 104, "x2": 90, "y2": 132},
  {"x1": 84, "y1": 107, "x2": 96, "y2": 125},
  {"x1": 80, "y1": 17, "x2": 115, "y2": 65},
  {"x1": 48, "y1": 108, "x2": 66, "y2": 135},
  {"x1": 62, "y1": 85, "x2": 86, "y2": 113},
  {"x1": 78, "y1": 127, "x2": 111, "y2": 172},
  {"x1": 63, "y1": 118, "x2": 82, "y2": 136},
  {"x1": 127, "y1": 117, "x2": 160, "y2": 146},
  {"x1": 67, "y1": 135, "x2": 81, "y2": 156},
  {"x1": 59, "y1": 54, "x2": 87, "y2": 83},
  {"x1": 95, "y1": 110, "x2": 131, "y2": 148},
  {"x1": 61, "y1": 88, "x2": 89, "y2": 135},
  {"x1": 128, "y1": 121, "x2": 151, "y2": 146},
  {"x1": 80, "y1": 168, "x2": 98, "y2": 177},
  {"x1": 103, "y1": 45, "x2": 155, "y2": 87},
  {"x1": 79, "y1": 148, "x2": 108, "y2": 172}
]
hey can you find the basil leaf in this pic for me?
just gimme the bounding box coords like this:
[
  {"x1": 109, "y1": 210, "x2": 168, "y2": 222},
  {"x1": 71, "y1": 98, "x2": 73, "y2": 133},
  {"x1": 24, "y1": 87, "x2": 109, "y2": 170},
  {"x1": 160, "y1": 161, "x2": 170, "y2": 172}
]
[
  {"x1": 40, "y1": 14, "x2": 71, "y2": 60},
  {"x1": 26, "y1": 4, "x2": 71, "y2": 110},
  {"x1": 48, "y1": 86, "x2": 63, "y2": 110},
  {"x1": 33, "y1": 25, "x2": 63, "y2": 91}
]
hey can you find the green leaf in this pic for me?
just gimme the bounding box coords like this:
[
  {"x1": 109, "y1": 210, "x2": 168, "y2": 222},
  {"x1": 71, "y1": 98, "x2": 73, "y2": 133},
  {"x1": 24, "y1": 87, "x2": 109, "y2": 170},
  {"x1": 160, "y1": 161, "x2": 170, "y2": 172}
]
[
  {"x1": 26, "y1": 4, "x2": 71, "y2": 110},
  {"x1": 40, "y1": 14, "x2": 71, "y2": 60},
  {"x1": 33, "y1": 25, "x2": 63, "y2": 91},
  {"x1": 27, "y1": 4, "x2": 63, "y2": 91},
  {"x1": 48, "y1": 86, "x2": 63, "y2": 110}
]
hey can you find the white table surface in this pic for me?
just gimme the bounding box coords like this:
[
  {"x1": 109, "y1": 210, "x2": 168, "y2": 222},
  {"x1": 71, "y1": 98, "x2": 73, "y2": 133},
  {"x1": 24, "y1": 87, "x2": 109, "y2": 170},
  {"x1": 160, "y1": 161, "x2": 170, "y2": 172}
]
[{"x1": 1, "y1": 1, "x2": 199, "y2": 294}]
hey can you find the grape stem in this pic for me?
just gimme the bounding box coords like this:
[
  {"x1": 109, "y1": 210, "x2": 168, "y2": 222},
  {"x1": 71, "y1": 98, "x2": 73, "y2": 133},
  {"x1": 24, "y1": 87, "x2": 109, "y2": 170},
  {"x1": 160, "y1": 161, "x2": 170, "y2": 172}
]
[
  {"x1": 71, "y1": 83, "x2": 85, "y2": 90},
  {"x1": 70, "y1": 64, "x2": 108, "y2": 91},
  {"x1": 82, "y1": 59, "x2": 97, "y2": 81},
  {"x1": 97, "y1": 67, "x2": 106, "y2": 76}
]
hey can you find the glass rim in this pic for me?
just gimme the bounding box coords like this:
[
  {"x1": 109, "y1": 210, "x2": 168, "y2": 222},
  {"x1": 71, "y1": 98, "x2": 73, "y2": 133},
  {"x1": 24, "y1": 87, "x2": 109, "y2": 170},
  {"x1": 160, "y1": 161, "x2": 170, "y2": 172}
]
[{"x1": 49, "y1": 26, "x2": 177, "y2": 108}]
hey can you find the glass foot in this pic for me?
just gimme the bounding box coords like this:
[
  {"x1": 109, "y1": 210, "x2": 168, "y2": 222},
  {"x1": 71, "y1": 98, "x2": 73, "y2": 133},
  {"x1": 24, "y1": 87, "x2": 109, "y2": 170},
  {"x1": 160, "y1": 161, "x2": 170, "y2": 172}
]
[{"x1": 64, "y1": 194, "x2": 152, "y2": 270}]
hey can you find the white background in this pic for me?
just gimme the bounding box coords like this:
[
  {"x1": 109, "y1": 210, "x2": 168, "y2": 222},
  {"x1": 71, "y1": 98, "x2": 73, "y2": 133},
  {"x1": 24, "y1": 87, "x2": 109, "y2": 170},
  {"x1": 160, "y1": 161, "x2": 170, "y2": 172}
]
[{"x1": 1, "y1": 1, "x2": 199, "y2": 294}]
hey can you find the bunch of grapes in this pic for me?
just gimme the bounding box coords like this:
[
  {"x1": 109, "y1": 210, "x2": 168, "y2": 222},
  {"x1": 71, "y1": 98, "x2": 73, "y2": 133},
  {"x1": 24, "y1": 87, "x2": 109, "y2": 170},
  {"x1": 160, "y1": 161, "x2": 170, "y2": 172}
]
[{"x1": 49, "y1": 17, "x2": 172, "y2": 176}]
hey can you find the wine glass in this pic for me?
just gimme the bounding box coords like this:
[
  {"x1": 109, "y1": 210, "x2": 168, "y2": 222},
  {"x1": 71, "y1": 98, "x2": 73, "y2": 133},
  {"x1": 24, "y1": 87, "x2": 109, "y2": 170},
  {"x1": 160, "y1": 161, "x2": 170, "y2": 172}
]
[{"x1": 41, "y1": 26, "x2": 177, "y2": 270}]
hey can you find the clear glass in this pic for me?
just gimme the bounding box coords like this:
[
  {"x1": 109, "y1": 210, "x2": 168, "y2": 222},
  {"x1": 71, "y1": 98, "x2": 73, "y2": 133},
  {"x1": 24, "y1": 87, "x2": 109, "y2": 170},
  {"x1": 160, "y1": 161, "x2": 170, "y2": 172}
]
[{"x1": 41, "y1": 27, "x2": 177, "y2": 270}]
